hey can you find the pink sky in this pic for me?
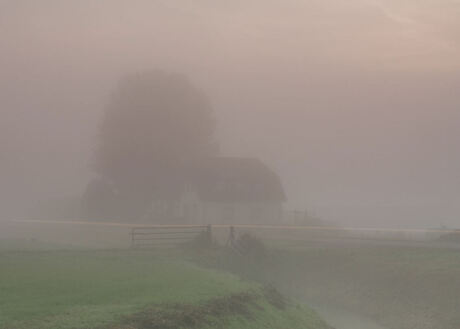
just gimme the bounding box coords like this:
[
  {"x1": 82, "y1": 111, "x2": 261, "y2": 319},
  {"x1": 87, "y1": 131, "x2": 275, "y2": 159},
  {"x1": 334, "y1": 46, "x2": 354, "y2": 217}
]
[{"x1": 1, "y1": 0, "x2": 460, "y2": 226}]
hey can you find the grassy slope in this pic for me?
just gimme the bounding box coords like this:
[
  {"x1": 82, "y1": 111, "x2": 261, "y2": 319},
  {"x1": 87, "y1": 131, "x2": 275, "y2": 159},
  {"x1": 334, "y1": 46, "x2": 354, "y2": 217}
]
[
  {"x1": 0, "y1": 248, "x2": 329, "y2": 329},
  {"x1": 269, "y1": 246, "x2": 460, "y2": 329},
  {"x1": 208, "y1": 303, "x2": 329, "y2": 329}
]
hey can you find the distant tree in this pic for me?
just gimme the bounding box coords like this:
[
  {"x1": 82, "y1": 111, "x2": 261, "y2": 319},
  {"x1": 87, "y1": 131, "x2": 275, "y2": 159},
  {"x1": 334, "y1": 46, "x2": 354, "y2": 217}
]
[{"x1": 87, "y1": 70, "x2": 217, "y2": 218}]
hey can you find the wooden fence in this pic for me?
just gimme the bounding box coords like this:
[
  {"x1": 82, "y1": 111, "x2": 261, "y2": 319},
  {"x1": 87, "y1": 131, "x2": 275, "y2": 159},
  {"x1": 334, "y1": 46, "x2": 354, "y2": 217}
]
[
  {"x1": 128, "y1": 223, "x2": 460, "y2": 249},
  {"x1": 130, "y1": 225, "x2": 211, "y2": 248}
]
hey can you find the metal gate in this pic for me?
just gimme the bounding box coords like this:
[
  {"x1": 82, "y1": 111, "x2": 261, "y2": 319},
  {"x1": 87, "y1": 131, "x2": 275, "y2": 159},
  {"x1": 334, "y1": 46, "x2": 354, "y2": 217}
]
[{"x1": 130, "y1": 225, "x2": 211, "y2": 248}]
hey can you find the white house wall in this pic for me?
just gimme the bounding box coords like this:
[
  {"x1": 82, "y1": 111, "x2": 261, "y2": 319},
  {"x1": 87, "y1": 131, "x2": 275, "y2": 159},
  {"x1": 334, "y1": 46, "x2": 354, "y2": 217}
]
[
  {"x1": 199, "y1": 201, "x2": 283, "y2": 224},
  {"x1": 148, "y1": 185, "x2": 284, "y2": 224}
]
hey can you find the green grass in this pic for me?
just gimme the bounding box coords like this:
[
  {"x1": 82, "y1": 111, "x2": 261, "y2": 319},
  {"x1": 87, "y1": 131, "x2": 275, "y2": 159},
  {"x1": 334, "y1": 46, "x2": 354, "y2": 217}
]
[
  {"x1": 0, "y1": 249, "x2": 253, "y2": 329},
  {"x1": 0, "y1": 246, "x2": 329, "y2": 329},
  {"x1": 0, "y1": 239, "x2": 83, "y2": 251},
  {"x1": 206, "y1": 302, "x2": 330, "y2": 329},
  {"x1": 268, "y1": 246, "x2": 460, "y2": 329}
]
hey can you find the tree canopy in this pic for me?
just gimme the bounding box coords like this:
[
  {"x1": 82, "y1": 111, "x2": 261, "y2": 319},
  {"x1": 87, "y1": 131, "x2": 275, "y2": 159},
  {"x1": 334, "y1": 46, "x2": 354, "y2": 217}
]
[
  {"x1": 96, "y1": 70, "x2": 216, "y2": 182},
  {"x1": 87, "y1": 71, "x2": 217, "y2": 218}
]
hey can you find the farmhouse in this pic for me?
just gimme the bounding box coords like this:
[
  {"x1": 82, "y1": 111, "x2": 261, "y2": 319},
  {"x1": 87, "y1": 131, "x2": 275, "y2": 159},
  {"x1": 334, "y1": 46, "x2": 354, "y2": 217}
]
[{"x1": 146, "y1": 157, "x2": 286, "y2": 224}]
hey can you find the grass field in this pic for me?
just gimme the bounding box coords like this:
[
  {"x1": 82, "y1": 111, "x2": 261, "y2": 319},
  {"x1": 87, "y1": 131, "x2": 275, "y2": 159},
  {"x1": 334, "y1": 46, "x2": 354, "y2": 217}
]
[
  {"x1": 268, "y1": 246, "x2": 460, "y2": 329},
  {"x1": 4, "y1": 220, "x2": 460, "y2": 329},
  {"x1": 0, "y1": 243, "x2": 330, "y2": 329}
]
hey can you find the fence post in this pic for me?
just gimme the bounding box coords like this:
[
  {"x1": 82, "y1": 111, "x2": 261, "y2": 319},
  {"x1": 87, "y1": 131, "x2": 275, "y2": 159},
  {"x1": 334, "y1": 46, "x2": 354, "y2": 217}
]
[
  {"x1": 227, "y1": 226, "x2": 236, "y2": 247},
  {"x1": 130, "y1": 228, "x2": 135, "y2": 248}
]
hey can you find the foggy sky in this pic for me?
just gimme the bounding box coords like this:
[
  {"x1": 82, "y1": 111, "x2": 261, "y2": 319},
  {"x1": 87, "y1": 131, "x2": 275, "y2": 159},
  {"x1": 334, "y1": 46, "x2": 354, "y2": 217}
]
[{"x1": 1, "y1": 0, "x2": 460, "y2": 227}]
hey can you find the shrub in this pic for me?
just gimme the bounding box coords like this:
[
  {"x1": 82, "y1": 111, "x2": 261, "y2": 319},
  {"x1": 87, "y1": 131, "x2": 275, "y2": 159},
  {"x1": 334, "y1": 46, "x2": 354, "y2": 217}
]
[{"x1": 235, "y1": 233, "x2": 267, "y2": 259}]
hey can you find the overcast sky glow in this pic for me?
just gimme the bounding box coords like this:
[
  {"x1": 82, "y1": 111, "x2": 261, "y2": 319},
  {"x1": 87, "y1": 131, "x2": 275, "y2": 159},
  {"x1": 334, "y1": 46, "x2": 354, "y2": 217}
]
[{"x1": 1, "y1": 0, "x2": 460, "y2": 227}]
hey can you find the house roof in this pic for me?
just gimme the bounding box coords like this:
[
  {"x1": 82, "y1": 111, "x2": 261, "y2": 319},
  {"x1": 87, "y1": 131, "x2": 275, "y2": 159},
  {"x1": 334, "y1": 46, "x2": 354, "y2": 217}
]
[{"x1": 189, "y1": 157, "x2": 286, "y2": 203}]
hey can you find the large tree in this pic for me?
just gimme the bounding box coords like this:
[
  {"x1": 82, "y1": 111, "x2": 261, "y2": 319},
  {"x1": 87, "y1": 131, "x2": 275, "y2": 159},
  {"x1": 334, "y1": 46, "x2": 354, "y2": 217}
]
[{"x1": 87, "y1": 71, "x2": 217, "y2": 218}]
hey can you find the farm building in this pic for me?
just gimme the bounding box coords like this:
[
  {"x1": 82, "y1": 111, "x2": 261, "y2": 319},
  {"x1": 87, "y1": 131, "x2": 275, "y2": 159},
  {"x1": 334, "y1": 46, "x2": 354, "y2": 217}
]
[{"x1": 145, "y1": 157, "x2": 286, "y2": 224}]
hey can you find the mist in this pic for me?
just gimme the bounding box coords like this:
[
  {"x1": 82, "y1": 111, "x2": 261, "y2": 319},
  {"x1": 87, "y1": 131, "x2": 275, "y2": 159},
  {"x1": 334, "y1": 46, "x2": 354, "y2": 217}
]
[{"x1": 1, "y1": 0, "x2": 460, "y2": 228}]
